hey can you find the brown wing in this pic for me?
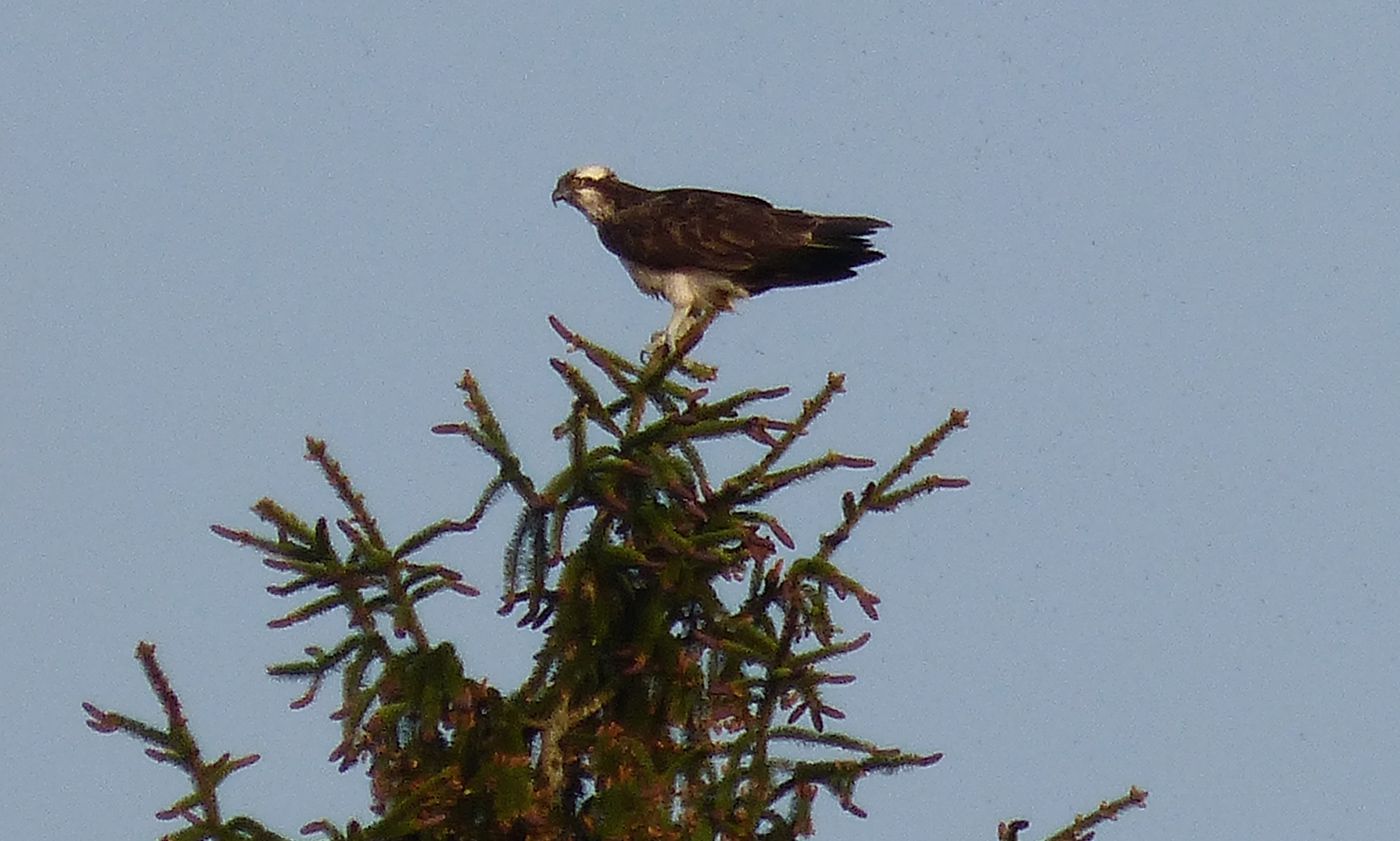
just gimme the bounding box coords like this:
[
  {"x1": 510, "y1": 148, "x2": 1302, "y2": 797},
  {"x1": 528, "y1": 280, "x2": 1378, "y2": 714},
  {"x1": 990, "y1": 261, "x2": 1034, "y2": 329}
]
[{"x1": 596, "y1": 188, "x2": 888, "y2": 293}]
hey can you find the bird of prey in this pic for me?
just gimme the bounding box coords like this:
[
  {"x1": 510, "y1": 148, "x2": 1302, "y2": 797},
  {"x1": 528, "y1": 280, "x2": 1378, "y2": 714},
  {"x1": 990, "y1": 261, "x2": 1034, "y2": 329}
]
[{"x1": 551, "y1": 165, "x2": 889, "y2": 354}]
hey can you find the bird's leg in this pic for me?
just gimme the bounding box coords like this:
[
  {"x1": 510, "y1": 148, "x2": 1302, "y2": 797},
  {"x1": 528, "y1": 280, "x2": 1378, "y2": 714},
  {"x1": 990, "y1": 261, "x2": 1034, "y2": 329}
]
[{"x1": 645, "y1": 301, "x2": 700, "y2": 358}]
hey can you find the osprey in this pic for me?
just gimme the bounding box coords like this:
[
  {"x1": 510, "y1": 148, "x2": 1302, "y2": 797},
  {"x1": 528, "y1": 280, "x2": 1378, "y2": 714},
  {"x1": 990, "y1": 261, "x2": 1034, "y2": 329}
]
[{"x1": 552, "y1": 165, "x2": 889, "y2": 353}]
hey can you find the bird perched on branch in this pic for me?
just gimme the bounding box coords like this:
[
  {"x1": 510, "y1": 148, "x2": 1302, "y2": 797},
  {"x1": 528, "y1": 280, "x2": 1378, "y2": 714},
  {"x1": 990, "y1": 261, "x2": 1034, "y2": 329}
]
[{"x1": 552, "y1": 165, "x2": 889, "y2": 355}]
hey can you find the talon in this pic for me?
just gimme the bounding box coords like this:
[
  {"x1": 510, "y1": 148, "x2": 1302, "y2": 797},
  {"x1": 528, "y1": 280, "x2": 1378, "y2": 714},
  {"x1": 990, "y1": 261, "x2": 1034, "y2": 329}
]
[{"x1": 642, "y1": 331, "x2": 670, "y2": 362}]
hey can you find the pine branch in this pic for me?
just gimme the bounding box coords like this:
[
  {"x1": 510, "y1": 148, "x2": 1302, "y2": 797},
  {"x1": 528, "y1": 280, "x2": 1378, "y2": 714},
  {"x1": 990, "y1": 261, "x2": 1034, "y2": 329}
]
[
  {"x1": 717, "y1": 371, "x2": 850, "y2": 502},
  {"x1": 83, "y1": 643, "x2": 281, "y2": 840},
  {"x1": 999, "y1": 786, "x2": 1149, "y2": 841},
  {"x1": 210, "y1": 440, "x2": 488, "y2": 777},
  {"x1": 433, "y1": 369, "x2": 545, "y2": 514},
  {"x1": 305, "y1": 437, "x2": 385, "y2": 551},
  {"x1": 816, "y1": 407, "x2": 970, "y2": 561},
  {"x1": 550, "y1": 356, "x2": 625, "y2": 438}
]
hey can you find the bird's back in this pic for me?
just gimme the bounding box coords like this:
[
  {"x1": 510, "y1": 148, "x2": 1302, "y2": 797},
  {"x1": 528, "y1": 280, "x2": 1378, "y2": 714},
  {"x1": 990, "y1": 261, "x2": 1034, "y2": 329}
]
[{"x1": 597, "y1": 188, "x2": 888, "y2": 292}]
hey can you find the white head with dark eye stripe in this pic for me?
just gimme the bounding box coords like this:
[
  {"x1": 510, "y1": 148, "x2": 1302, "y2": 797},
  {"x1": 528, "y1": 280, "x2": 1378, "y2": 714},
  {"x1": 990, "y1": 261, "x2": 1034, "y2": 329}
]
[{"x1": 552, "y1": 165, "x2": 620, "y2": 222}]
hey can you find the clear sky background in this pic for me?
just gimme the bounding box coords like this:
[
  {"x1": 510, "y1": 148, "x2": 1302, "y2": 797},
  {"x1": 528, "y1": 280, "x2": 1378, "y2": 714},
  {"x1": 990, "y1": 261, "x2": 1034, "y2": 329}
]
[{"x1": 3, "y1": 4, "x2": 1397, "y2": 839}]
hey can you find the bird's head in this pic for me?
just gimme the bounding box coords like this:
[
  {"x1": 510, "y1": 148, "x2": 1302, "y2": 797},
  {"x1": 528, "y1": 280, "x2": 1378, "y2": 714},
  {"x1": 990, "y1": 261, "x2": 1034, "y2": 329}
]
[{"x1": 552, "y1": 165, "x2": 620, "y2": 223}]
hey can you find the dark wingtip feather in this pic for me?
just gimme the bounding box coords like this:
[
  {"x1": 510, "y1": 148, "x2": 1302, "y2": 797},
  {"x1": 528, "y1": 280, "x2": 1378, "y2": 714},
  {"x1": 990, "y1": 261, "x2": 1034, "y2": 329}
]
[
  {"x1": 814, "y1": 215, "x2": 891, "y2": 238},
  {"x1": 740, "y1": 218, "x2": 888, "y2": 291}
]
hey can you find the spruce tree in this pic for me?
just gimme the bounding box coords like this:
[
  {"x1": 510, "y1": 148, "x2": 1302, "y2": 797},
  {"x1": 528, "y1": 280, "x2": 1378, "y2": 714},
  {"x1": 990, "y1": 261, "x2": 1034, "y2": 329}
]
[{"x1": 86, "y1": 318, "x2": 1146, "y2": 840}]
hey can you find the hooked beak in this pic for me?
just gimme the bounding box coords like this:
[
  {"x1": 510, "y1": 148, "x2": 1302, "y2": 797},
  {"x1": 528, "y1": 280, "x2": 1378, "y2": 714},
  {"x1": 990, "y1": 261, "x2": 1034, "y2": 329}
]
[{"x1": 551, "y1": 182, "x2": 568, "y2": 206}]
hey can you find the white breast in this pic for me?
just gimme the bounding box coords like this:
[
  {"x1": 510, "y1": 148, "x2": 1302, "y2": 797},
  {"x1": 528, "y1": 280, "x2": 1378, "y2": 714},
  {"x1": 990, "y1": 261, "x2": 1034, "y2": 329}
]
[{"x1": 619, "y1": 259, "x2": 750, "y2": 311}]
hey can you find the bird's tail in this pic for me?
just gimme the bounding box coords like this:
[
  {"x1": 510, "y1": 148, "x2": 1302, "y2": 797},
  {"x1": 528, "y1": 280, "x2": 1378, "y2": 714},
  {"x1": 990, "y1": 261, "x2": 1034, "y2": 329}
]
[{"x1": 745, "y1": 215, "x2": 890, "y2": 290}]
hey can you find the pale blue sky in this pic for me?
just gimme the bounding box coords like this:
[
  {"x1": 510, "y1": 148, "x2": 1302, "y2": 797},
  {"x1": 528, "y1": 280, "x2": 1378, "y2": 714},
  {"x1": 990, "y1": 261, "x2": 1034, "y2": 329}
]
[{"x1": 3, "y1": 4, "x2": 1398, "y2": 840}]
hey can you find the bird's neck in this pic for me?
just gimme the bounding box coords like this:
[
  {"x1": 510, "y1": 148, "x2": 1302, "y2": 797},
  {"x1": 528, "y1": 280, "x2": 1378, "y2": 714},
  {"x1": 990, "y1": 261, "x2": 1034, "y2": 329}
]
[{"x1": 579, "y1": 180, "x2": 654, "y2": 224}]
